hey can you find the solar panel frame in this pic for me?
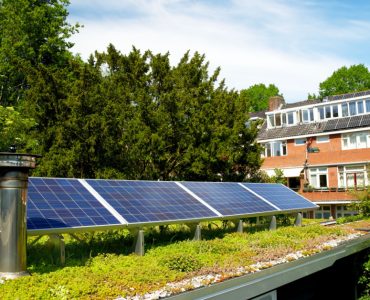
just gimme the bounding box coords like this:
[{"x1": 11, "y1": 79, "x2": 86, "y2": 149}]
[
  {"x1": 242, "y1": 183, "x2": 319, "y2": 211},
  {"x1": 348, "y1": 115, "x2": 362, "y2": 129},
  {"x1": 180, "y1": 182, "x2": 279, "y2": 218},
  {"x1": 28, "y1": 178, "x2": 318, "y2": 234},
  {"x1": 360, "y1": 114, "x2": 370, "y2": 127},
  {"x1": 323, "y1": 119, "x2": 338, "y2": 132},
  {"x1": 27, "y1": 178, "x2": 123, "y2": 235},
  {"x1": 335, "y1": 117, "x2": 350, "y2": 130},
  {"x1": 85, "y1": 179, "x2": 220, "y2": 226}
]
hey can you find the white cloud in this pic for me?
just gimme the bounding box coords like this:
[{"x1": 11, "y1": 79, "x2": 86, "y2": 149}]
[{"x1": 68, "y1": 0, "x2": 368, "y2": 102}]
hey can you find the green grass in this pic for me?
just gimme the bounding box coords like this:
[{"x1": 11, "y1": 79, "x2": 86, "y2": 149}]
[{"x1": 0, "y1": 221, "x2": 352, "y2": 299}]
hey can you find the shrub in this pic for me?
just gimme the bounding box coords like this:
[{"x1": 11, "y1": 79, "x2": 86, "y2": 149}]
[{"x1": 161, "y1": 253, "x2": 203, "y2": 272}]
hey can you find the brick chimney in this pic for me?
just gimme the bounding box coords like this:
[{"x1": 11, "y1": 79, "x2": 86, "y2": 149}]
[{"x1": 268, "y1": 96, "x2": 285, "y2": 111}]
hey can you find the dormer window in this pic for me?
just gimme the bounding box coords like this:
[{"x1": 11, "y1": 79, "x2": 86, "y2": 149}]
[
  {"x1": 301, "y1": 108, "x2": 314, "y2": 123},
  {"x1": 275, "y1": 114, "x2": 281, "y2": 126},
  {"x1": 342, "y1": 103, "x2": 349, "y2": 117},
  {"x1": 358, "y1": 101, "x2": 364, "y2": 114},
  {"x1": 333, "y1": 105, "x2": 339, "y2": 117},
  {"x1": 287, "y1": 112, "x2": 294, "y2": 125}
]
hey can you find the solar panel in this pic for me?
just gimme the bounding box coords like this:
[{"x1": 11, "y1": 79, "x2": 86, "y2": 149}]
[
  {"x1": 348, "y1": 115, "x2": 362, "y2": 128},
  {"x1": 323, "y1": 119, "x2": 338, "y2": 132},
  {"x1": 27, "y1": 178, "x2": 121, "y2": 232},
  {"x1": 242, "y1": 183, "x2": 318, "y2": 210},
  {"x1": 360, "y1": 114, "x2": 370, "y2": 127},
  {"x1": 85, "y1": 180, "x2": 218, "y2": 224},
  {"x1": 180, "y1": 182, "x2": 278, "y2": 217},
  {"x1": 335, "y1": 117, "x2": 350, "y2": 130}
]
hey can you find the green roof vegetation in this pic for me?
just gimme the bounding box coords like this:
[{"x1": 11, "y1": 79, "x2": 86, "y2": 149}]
[{"x1": 1, "y1": 218, "x2": 367, "y2": 299}]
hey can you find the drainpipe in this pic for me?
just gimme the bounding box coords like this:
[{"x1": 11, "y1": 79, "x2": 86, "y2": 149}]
[{"x1": 0, "y1": 152, "x2": 39, "y2": 279}]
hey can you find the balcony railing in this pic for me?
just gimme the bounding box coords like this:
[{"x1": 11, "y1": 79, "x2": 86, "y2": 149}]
[{"x1": 302, "y1": 186, "x2": 367, "y2": 193}]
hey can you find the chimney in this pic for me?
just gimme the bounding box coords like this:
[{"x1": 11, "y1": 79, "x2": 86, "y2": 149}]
[
  {"x1": 268, "y1": 96, "x2": 285, "y2": 111},
  {"x1": 0, "y1": 152, "x2": 39, "y2": 279}
]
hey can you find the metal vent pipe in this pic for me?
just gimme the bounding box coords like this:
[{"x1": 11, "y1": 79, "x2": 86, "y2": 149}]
[{"x1": 0, "y1": 153, "x2": 38, "y2": 279}]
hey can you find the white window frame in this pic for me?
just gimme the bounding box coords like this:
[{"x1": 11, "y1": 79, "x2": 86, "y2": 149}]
[
  {"x1": 301, "y1": 108, "x2": 314, "y2": 123},
  {"x1": 338, "y1": 165, "x2": 368, "y2": 189},
  {"x1": 263, "y1": 141, "x2": 287, "y2": 157},
  {"x1": 286, "y1": 111, "x2": 295, "y2": 125},
  {"x1": 342, "y1": 131, "x2": 370, "y2": 150},
  {"x1": 309, "y1": 168, "x2": 328, "y2": 188}
]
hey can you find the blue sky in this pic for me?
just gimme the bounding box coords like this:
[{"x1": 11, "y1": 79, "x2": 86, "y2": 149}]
[{"x1": 68, "y1": 0, "x2": 370, "y2": 102}]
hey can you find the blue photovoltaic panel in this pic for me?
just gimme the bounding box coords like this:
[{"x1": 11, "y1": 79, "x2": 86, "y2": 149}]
[
  {"x1": 85, "y1": 180, "x2": 218, "y2": 224},
  {"x1": 242, "y1": 183, "x2": 318, "y2": 210},
  {"x1": 180, "y1": 182, "x2": 278, "y2": 216},
  {"x1": 27, "y1": 178, "x2": 120, "y2": 231}
]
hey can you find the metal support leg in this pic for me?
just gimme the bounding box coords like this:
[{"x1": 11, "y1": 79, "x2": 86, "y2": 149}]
[
  {"x1": 294, "y1": 213, "x2": 302, "y2": 227},
  {"x1": 193, "y1": 224, "x2": 201, "y2": 241},
  {"x1": 237, "y1": 220, "x2": 244, "y2": 233},
  {"x1": 48, "y1": 234, "x2": 65, "y2": 266},
  {"x1": 269, "y1": 216, "x2": 277, "y2": 231},
  {"x1": 133, "y1": 230, "x2": 144, "y2": 256}
]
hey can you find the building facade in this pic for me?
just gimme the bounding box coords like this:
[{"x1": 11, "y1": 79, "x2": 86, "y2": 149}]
[{"x1": 255, "y1": 91, "x2": 370, "y2": 219}]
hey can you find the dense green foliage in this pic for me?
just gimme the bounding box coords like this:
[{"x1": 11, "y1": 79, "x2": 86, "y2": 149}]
[
  {"x1": 350, "y1": 189, "x2": 370, "y2": 216},
  {"x1": 318, "y1": 64, "x2": 370, "y2": 98},
  {"x1": 0, "y1": 0, "x2": 263, "y2": 181},
  {"x1": 0, "y1": 105, "x2": 37, "y2": 151},
  {"x1": 240, "y1": 83, "x2": 280, "y2": 112},
  {"x1": 0, "y1": 223, "x2": 346, "y2": 299}
]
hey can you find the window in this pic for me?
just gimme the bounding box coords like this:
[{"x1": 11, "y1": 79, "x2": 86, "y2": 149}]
[
  {"x1": 315, "y1": 205, "x2": 331, "y2": 219},
  {"x1": 301, "y1": 108, "x2": 314, "y2": 123},
  {"x1": 282, "y1": 113, "x2": 287, "y2": 125},
  {"x1": 332, "y1": 105, "x2": 339, "y2": 117},
  {"x1": 366, "y1": 99, "x2": 370, "y2": 113},
  {"x1": 324, "y1": 106, "x2": 331, "y2": 118},
  {"x1": 287, "y1": 112, "x2": 294, "y2": 125},
  {"x1": 295, "y1": 138, "x2": 306, "y2": 145},
  {"x1": 316, "y1": 135, "x2": 329, "y2": 143},
  {"x1": 263, "y1": 141, "x2": 287, "y2": 157},
  {"x1": 342, "y1": 103, "x2": 349, "y2": 117},
  {"x1": 302, "y1": 110, "x2": 309, "y2": 123},
  {"x1": 309, "y1": 168, "x2": 328, "y2": 188},
  {"x1": 349, "y1": 101, "x2": 356, "y2": 116},
  {"x1": 268, "y1": 115, "x2": 275, "y2": 128},
  {"x1": 275, "y1": 114, "x2": 281, "y2": 126},
  {"x1": 336, "y1": 205, "x2": 358, "y2": 218},
  {"x1": 338, "y1": 165, "x2": 367, "y2": 189},
  {"x1": 342, "y1": 131, "x2": 370, "y2": 150},
  {"x1": 358, "y1": 101, "x2": 364, "y2": 114},
  {"x1": 318, "y1": 107, "x2": 325, "y2": 120}
]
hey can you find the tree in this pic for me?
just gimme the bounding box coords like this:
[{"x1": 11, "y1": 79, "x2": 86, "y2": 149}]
[
  {"x1": 239, "y1": 83, "x2": 280, "y2": 112},
  {"x1": 0, "y1": 105, "x2": 37, "y2": 152},
  {"x1": 350, "y1": 188, "x2": 370, "y2": 217},
  {"x1": 319, "y1": 64, "x2": 370, "y2": 98},
  {"x1": 0, "y1": 0, "x2": 79, "y2": 106}
]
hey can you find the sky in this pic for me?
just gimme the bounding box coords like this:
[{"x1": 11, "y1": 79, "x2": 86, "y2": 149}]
[{"x1": 67, "y1": 0, "x2": 370, "y2": 103}]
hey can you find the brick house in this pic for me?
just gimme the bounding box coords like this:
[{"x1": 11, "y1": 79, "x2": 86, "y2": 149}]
[{"x1": 254, "y1": 90, "x2": 370, "y2": 219}]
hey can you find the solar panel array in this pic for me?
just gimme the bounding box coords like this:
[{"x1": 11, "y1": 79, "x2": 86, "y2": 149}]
[
  {"x1": 27, "y1": 178, "x2": 318, "y2": 234},
  {"x1": 180, "y1": 182, "x2": 277, "y2": 217},
  {"x1": 85, "y1": 180, "x2": 218, "y2": 224},
  {"x1": 323, "y1": 114, "x2": 370, "y2": 132},
  {"x1": 328, "y1": 90, "x2": 370, "y2": 101}
]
